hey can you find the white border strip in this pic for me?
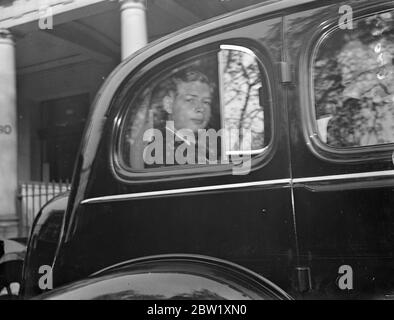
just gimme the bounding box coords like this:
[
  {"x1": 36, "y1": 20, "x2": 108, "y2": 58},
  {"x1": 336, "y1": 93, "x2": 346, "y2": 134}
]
[{"x1": 81, "y1": 178, "x2": 291, "y2": 204}]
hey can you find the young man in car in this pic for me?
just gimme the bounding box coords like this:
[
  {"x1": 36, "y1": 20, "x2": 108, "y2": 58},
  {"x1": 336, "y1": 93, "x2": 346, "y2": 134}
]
[{"x1": 130, "y1": 68, "x2": 218, "y2": 169}]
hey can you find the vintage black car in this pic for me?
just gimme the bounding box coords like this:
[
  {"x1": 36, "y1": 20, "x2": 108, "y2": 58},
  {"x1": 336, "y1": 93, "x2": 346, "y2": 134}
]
[{"x1": 5, "y1": 0, "x2": 394, "y2": 300}]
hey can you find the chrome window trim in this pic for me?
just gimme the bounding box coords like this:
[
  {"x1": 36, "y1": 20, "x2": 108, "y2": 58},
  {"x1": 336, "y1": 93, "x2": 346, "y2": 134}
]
[
  {"x1": 81, "y1": 169, "x2": 394, "y2": 204},
  {"x1": 81, "y1": 178, "x2": 292, "y2": 204},
  {"x1": 111, "y1": 39, "x2": 277, "y2": 184}
]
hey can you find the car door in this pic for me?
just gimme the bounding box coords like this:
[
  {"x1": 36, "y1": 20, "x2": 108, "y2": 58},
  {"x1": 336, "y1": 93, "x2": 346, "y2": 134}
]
[
  {"x1": 53, "y1": 10, "x2": 299, "y2": 295},
  {"x1": 286, "y1": 0, "x2": 394, "y2": 299}
]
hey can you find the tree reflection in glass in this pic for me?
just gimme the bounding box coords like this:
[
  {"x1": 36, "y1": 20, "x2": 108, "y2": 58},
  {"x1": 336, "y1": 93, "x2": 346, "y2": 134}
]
[
  {"x1": 219, "y1": 47, "x2": 265, "y2": 158},
  {"x1": 314, "y1": 11, "x2": 394, "y2": 147}
]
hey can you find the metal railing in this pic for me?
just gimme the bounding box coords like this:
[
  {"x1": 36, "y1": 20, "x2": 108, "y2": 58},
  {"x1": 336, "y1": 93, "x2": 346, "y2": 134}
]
[{"x1": 18, "y1": 181, "x2": 71, "y2": 237}]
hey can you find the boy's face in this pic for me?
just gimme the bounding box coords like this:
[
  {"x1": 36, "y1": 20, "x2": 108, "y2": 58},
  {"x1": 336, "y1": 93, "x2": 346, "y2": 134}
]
[{"x1": 164, "y1": 80, "x2": 212, "y2": 132}]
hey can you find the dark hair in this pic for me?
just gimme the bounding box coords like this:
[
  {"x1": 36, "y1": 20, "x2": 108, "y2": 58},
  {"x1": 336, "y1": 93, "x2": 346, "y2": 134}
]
[{"x1": 158, "y1": 68, "x2": 215, "y2": 99}]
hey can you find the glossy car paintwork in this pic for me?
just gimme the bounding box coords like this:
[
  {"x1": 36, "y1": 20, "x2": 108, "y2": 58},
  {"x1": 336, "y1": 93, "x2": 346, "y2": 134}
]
[
  {"x1": 286, "y1": 1, "x2": 394, "y2": 299},
  {"x1": 21, "y1": 0, "x2": 394, "y2": 300},
  {"x1": 21, "y1": 192, "x2": 69, "y2": 298},
  {"x1": 37, "y1": 255, "x2": 292, "y2": 300}
]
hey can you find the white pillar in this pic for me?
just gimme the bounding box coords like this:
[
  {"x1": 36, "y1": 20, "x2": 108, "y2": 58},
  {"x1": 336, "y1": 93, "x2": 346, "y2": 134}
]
[
  {"x1": 0, "y1": 29, "x2": 17, "y2": 226},
  {"x1": 120, "y1": 0, "x2": 148, "y2": 60}
]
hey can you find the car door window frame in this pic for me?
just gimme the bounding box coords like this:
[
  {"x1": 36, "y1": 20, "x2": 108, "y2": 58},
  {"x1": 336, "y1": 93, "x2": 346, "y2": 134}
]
[
  {"x1": 300, "y1": 3, "x2": 394, "y2": 163},
  {"x1": 110, "y1": 39, "x2": 277, "y2": 183}
]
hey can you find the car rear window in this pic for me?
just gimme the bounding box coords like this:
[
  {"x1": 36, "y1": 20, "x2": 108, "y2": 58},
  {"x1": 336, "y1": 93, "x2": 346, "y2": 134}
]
[{"x1": 313, "y1": 10, "x2": 394, "y2": 148}]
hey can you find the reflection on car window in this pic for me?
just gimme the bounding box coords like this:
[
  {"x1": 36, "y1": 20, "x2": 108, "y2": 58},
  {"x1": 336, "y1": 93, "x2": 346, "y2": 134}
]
[
  {"x1": 120, "y1": 45, "x2": 268, "y2": 172},
  {"x1": 219, "y1": 45, "x2": 265, "y2": 156},
  {"x1": 314, "y1": 10, "x2": 394, "y2": 148}
]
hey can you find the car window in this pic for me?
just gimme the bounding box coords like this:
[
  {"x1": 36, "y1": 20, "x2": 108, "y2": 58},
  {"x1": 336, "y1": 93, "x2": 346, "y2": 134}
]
[
  {"x1": 313, "y1": 10, "x2": 394, "y2": 148},
  {"x1": 118, "y1": 44, "x2": 270, "y2": 173}
]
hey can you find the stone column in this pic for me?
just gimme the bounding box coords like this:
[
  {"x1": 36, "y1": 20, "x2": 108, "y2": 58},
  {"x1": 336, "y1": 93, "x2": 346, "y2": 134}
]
[
  {"x1": 0, "y1": 29, "x2": 18, "y2": 237},
  {"x1": 120, "y1": 0, "x2": 148, "y2": 60}
]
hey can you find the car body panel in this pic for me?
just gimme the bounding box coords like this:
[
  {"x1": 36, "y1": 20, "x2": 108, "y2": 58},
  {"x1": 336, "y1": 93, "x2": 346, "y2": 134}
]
[
  {"x1": 51, "y1": 13, "x2": 299, "y2": 296},
  {"x1": 21, "y1": 192, "x2": 69, "y2": 298},
  {"x1": 37, "y1": 255, "x2": 292, "y2": 300},
  {"x1": 286, "y1": 1, "x2": 394, "y2": 299}
]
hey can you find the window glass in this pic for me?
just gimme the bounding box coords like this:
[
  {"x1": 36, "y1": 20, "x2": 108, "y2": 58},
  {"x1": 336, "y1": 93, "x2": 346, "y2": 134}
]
[
  {"x1": 313, "y1": 10, "x2": 394, "y2": 148},
  {"x1": 219, "y1": 45, "x2": 265, "y2": 156},
  {"x1": 119, "y1": 45, "x2": 268, "y2": 172}
]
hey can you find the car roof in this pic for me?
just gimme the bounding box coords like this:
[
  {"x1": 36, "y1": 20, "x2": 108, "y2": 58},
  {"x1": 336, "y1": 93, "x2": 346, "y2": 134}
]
[{"x1": 125, "y1": 0, "x2": 316, "y2": 63}]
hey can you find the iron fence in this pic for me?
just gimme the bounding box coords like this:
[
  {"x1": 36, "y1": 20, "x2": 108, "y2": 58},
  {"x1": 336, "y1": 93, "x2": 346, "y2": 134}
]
[{"x1": 18, "y1": 181, "x2": 71, "y2": 237}]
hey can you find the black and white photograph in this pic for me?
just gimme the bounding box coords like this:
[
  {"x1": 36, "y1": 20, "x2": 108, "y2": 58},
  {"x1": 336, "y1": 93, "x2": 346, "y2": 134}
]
[{"x1": 1, "y1": 0, "x2": 394, "y2": 304}]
